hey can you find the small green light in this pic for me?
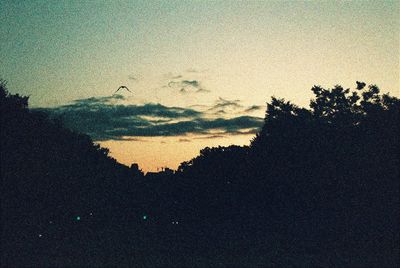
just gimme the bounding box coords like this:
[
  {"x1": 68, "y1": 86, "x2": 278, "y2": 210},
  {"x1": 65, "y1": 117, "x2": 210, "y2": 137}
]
[
  {"x1": 143, "y1": 215, "x2": 147, "y2": 220},
  {"x1": 76, "y1": 216, "x2": 81, "y2": 221}
]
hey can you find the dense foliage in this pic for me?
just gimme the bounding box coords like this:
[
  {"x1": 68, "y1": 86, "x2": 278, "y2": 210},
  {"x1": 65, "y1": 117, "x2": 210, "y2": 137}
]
[
  {"x1": 171, "y1": 83, "x2": 399, "y2": 265},
  {"x1": 1, "y1": 81, "x2": 145, "y2": 265},
  {"x1": 1, "y1": 80, "x2": 398, "y2": 266}
]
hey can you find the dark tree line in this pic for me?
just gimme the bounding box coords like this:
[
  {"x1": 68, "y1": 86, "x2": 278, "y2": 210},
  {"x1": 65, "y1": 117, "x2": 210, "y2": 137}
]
[
  {"x1": 164, "y1": 83, "x2": 399, "y2": 265},
  {"x1": 1, "y1": 80, "x2": 398, "y2": 266},
  {"x1": 1, "y1": 81, "x2": 147, "y2": 265}
]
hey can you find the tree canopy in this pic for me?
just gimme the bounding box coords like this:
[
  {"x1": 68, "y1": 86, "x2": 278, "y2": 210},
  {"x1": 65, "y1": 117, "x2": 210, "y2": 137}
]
[{"x1": 2, "y1": 80, "x2": 398, "y2": 266}]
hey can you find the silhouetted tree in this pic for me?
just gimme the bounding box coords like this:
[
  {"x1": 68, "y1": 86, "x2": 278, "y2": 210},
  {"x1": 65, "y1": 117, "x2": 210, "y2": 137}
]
[
  {"x1": 2, "y1": 80, "x2": 398, "y2": 266},
  {"x1": 1, "y1": 81, "x2": 146, "y2": 266},
  {"x1": 130, "y1": 163, "x2": 144, "y2": 177},
  {"x1": 175, "y1": 82, "x2": 399, "y2": 265}
]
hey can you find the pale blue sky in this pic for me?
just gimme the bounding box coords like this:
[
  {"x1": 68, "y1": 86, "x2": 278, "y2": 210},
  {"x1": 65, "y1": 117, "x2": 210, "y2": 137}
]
[
  {"x1": 1, "y1": 1, "x2": 399, "y2": 171},
  {"x1": 1, "y1": 1, "x2": 398, "y2": 107}
]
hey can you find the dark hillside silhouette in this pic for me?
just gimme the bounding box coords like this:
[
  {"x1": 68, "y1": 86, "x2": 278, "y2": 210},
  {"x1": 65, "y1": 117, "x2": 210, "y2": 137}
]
[{"x1": 1, "y1": 80, "x2": 398, "y2": 266}]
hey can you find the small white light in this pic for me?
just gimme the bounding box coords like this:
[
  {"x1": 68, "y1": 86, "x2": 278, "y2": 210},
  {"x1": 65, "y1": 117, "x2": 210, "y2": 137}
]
[{"x1": 38, "y1": 234, "x2": 42, "y2": 238}]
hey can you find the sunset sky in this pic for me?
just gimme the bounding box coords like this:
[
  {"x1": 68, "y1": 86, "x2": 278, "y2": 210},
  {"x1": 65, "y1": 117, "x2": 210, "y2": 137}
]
[{"x1": 1, "y1": 1, "x2": 399, "y2": 172}]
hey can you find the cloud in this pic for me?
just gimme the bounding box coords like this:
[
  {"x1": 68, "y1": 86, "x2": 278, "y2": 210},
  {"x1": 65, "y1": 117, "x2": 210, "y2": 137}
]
[
  {"x1": 115, "y1": 137, "x2": 148, "y2": 142},
  {"x1": 35, "y1": 95, "x2": 263, "y2": 141},
  {"x1": 243, "y1": 105, "x2": 263, "y2": 113},
  {"x1": 186, "y1": 68, "x2": 199, "y2": 73},
  {"x1": 213, "y1": 97, "x2": 242, "y2": 109},
  {"x1": 167, "y1": 78, "x2": 209, "y2": 94},
  {"x1": 204, "y1": 98, "x2": 264, "y2": 116},
  {"x1": 128, "y1": 73, "x2": 143, "y2": 81},
  {"x1": 162, "y1": 70, "x2": 210, "y2": 94},
  {"x1": 205, "y1": 97, "x2": 243, "y2": 115},
  {"x1": 193, "y1": 135, "x2": 225, "y2": 140},
  {"x1": 185, "y1": 68, "x2": 208, "y2": 73}
]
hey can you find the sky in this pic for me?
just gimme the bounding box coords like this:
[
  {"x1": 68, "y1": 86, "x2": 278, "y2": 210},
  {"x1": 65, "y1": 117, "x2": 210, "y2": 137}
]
[{"x1": 1, "y1": 1, "x2": 399, "y2": 172}]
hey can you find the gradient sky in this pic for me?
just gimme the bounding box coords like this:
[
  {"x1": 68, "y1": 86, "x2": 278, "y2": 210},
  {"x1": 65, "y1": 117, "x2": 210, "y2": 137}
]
[{"x1": 1, "y1": 1, "x2": 399, "y2": 172}]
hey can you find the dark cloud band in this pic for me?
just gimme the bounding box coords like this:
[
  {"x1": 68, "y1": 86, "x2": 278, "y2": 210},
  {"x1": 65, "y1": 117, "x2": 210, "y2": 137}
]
[{"x1": 35, "y1": 95, "x2": 263, "y2": 141}]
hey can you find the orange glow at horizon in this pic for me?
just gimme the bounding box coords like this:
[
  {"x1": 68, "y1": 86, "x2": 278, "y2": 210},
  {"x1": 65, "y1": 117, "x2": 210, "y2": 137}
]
[{"x1": 99, "y1": 134, "x2": 255, "y2": 173}]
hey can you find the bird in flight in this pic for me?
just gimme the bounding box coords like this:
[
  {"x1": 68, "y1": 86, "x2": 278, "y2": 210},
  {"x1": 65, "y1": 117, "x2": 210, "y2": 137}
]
[{"x1": 114, "y1": 86, "x2": 132, "y2": 94}]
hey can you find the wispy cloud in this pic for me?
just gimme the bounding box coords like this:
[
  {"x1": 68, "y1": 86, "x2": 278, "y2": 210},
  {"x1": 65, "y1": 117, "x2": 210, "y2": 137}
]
[
  {"x1": 205, "y1": 97, "x2": 243, "y2": 115},
  {"x1": 35, "y1": 95, "x2": 263, "y2": 141},
  {"x1": 163, "y1": 70, "x2": 210, "y2": 94},
  {"x1": 168, "y1": 79, "x2": 209, "y2": 94},
  {"x1": 186, "y1": 68, "x2": 208, "y2": 73},
  {"x1": 193, "y1": 135, "x2": 225, "y2": 140},
  {"x1": 243, "y1": 105, "x2": 263, "y2": 113},
  {"x1": 128, "y1": 75, "x2": 138, "y2": 81},
  {"x1": 128, "y1": 73, "x2": 143, "y2": 81},
  {"x1": 205, "y1": 98, "x2": 264, "y2": 116},
  {"x1": 211, "y1": 97, "x2": 242, "y2": 109},
  {"x1": 186, "y1": 68, "x2": 199, "y2": 73}
]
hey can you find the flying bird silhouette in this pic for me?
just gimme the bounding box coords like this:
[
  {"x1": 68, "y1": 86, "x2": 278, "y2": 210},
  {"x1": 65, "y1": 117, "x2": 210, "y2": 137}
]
[{"x1": 114, "y1": 86, "x2": 132, "y2": 94}]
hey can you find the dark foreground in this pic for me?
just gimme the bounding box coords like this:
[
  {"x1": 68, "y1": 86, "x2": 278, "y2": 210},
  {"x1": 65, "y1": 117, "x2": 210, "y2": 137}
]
[{"x1": 2, "y1": 81, "x2": 398, "y2": 267}]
